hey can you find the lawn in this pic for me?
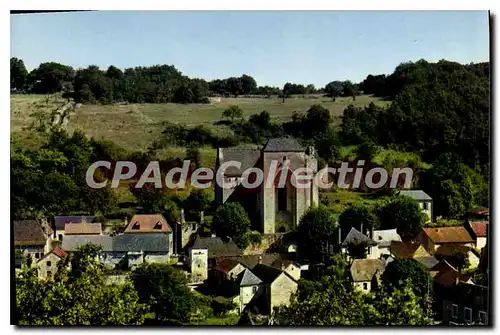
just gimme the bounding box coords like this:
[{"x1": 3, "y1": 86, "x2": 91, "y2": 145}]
[{"x1": 11, "y1": 94, "x2": 388, "y2": 151}]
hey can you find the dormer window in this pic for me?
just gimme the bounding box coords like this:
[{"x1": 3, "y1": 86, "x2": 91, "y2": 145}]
[
  {"x1": 132, "y1": 222, "x2": 140, "y2": 230},
  {"x1": 154, "y1": 221, "x2": 162, "y2": 230}
]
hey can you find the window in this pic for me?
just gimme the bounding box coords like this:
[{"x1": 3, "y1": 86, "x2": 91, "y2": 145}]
[
  {"x1": 479, "y1": 311, "x2": 487, "y2": 324},
  {"x1": 451, "y1": 304, "x2": 458, "y2": 318},
  {"x1": 363, "y1": 283, "x2": 368, "y2": 290},
  {"x1": 46, "y1": 261, "x2": 52, "y2": 267},
  {"x1": 154, "y1": 222, "x2": 162, "y2": 230},
  {"x1": 132, "y1": 222, "x2": 140, "y2": 230},
  {"x1": 58, "y1": 234, "x2": 63, "y2": 241},
  {"x1": 422, "y1": 202, "x2": 428, "y2": 210},
  {"x1": 252, "y1": 286, "x2": 258, "y2": 294},
  {"x1": 277, "y1": 187, "x2": 287, "y2": 211},
  {"x1": 35, "y1": 253, "x2": 40, "y2": 259},
  {"x1": 464, "y1": 307, "x2": 472, "y2": 323},
  {"x1": 47, "y1": 271, "x2": 52, "y2": 277}
]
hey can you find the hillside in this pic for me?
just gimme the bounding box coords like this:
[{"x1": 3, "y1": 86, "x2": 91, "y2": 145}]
[{"x1": 11, "y1": 94, "x2": 388, "y2": 151}]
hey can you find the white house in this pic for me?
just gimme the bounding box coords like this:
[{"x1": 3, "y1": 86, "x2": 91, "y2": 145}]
[
  {"x1": 371, "y1": 228, "x2": 402, "y2": 258},
  {"x1": 350, "y1": 258, "x2": 386, "y2": 293},
  {"x1": 398, "y1": 190, "x2": 433, "y2": 222}
]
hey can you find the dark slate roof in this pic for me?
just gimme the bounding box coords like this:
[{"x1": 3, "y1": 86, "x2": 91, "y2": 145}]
[
  {"x1": 14, "y1": 220, "x2": 47, "y2": 246},
  {"x1": 252, "y1": 263, "x2": 283, "y2": 284},
  {"x1": 61, "y1": 235, "x2": 113, "y2": 251},
  {"x1": 217, "y1": 148, "x2": 261, "y2": 176},
  {"x1": 191, "y1": 236, "x2": 242, "y2": 258},
  {"x1": 214, "y1": 253, "x2": 294, "y2": 270},
  {"x1": 341, "y1": 227, "x2": 377, "y2": 247},
  {"x1": 113, "y1": 233, "x2": 169, "y2": 252},
  {"x1": 54, "y1": 215, "x2": 96, "y2": 230},
  {"x1": 398, "y1": 190, "x2": 432, "y2": 201},
  {"x1": 263, "y1": 137, "x2": 304, "y2": 152},
  {"x1": 236, "y1": 268, "x2": 263, "y2": 286}
]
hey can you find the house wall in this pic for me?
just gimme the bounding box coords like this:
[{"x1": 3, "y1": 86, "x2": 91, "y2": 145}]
[
  {"x1": 270, "y1": 273, "x2": 298, "y2": 311},
  {"x1": 15, "y1": 245, "x2": 45, "y2": 263},
  {"x1": 418, "y1": 200, "x2": 432, "y2": 222},
  {"x1": 190, "y1": 249, "x2": 208, "y2": 282},
  {"x1": 240, "y1": 284, "x2": 264, "y2": 307},
  {"x1": 145, "y1": 253, "x2": 169, "y2": 264},
  {"x1": 354, "y1": 281, "x2": 371, "y2": 293},
  {"x1": 476, "y1": 237, "x2": 487, "y2": 250},
  {"x1": 104, "y1": 274, "x2": 129, "y2": 285},
  {"x1": 283, "y1": 263, "x2": 301, "y2": 281},
  {"x1": 226, "y1": 263, "x2": 246, "y2": 280},
  {"x1": 442, "y1": 300, "x2": 488, "y2": 325},
  {"x1": 417, "y1": 232, "x2": 435, "y2": 254},
  {"x1": 467, "y1": 251, "x2": 480, "y2": 269},
  {"x1": 128, "y1": 252, "x2": 144, "y2": 269},
  {"x1": 55, "y1": 228, "x2": 65, "y2": 242},
  {"x1": 37, "y1": 253, "x2": 62, "y2": 278}
]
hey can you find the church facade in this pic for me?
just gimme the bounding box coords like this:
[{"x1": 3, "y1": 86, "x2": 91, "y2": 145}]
[{"x1": 215, "y1": 137, "x2": 319, "y2": 234}]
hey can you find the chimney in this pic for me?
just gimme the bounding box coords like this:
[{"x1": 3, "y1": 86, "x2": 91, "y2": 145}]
[
  {"x1": 360, "y1": 223, "x2": 364, "y2": 235},
  {"x1": 258, "y1": 255, "x2": 263, "y2": 264},
  {"x1": 180, "y1": 209, "x2": 186, "y2": 225},
  {"x1": 338, "y1": 228, "x2": 341, "y2": 244},
  {"x1": 370, "y1": 227, "x2": 374, "y2": 239},
  {"x1": 200, "y1": 211, "x2": 204, "y2": 225}
]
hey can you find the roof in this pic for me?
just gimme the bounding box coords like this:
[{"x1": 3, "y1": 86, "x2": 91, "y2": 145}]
[
  {"x1": 372, "y1": 229, "x2": 402, "y2": 247},
  {"x1": 430, "y1": 260, "x2": 457, "y2": 277},
  {"x1": 124, "y1": 214, "x2": 171, "y2": 234},
  {"x1": 217, "y1": 148, "x2": 261, "y2": 176},
  {"x1": 263, "y1": 137, "x2": 304, "y2": 152},
  {"x1": 191, "y1": 236, "x2": 242, "y2": 258},
  {"x1": 54, "y1": 215, "x2": 96, "y2": 230},
  {"x1": 235, "y1": 268, "x2": 263, "y2": 286},
  {"x1": 64, "y1": 222, "x2": 102, "y2": 235},
  {"x1": 350, "y1": 259, "x2": 386, "y2": 282},
  {"x1": 61, "y1": 235, "x2": 113, "y2": 252},
  {"x1": 390, "y1": 240, "x2": 423, "y2": 258},
  {"x1": 341, "y1": 227, "x2": 377, "y2": 247},
  {"x1": 37, "y1": 247, "x2": 68, "y2": 263},
  {"x1": 435, "y1": 244, "x2": 474, "y2": 257},
  {"x1": 13, "y1": 220, "x2": 47, "y2": 246},
  {"x1": 398, "y1": 190, "x2": 432, "y2": 201},
  {"x1": 468, "y1": 207, "x2": 489, "y2": 215},
  {"x1": 215, "y1": 253, "x2": 294, "y2": 271},
  {"x1": 252, "y1": 263, "x2": 285, "y2": 284},
  {"x1": 215, "y1": 258, "x2": 241, "y2": 273},
  {"x1": 113, "y1": 233, "x2": 169, "y2": 252},
  {"x1": 414, "y1": 256, "x2": 440, "y2": 269},
  {"x1": 469, "y1": 222, "x2": 488, "y2": 237},
  {"x1": 434, "y1": 267, "x2": 472, "y2": 286},
  {"x1": 423, "y1": 227, "x2": 474, "y2": 244}
]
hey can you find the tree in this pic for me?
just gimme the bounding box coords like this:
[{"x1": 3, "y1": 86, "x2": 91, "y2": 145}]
[
  {"x1": 356, "y1": 141, "x2": 380, "y2": 161},
  {"x1": 11, "y1": 57, "x2": 28, "y2": 91},
  {"x1": 240, "y1": 74, "x2": 257, "y2": 95},
  {"x1": 381, "y1": 258, "x2": 433, "y2": 305},
  {"x1": 305, "y1": 104, "x2": 332, "y2": 136},
  {"x1": 28, "y1": 62, "x2": 74, "y2": 94},
  {"x1": 339, "y1": 203, "x2": 379, "y2": 234},
  {"x1": 212, "y1": 202, "x2": 251, "y2": 248},
  {"x1": 342, "y1": 80, "x2": 355, "y2": 97},
  {"x1": 130, "y1": 263, "x2": 197, "y2": 322},
  {"x1": 314, "y1": 127, "x2": 341, "y2": 163},
  {"x1": 222, "y1": 105, "x2": 243, "y2": 122},
  {"x1": 324, "y1": 81, "x2": 343, "y2": 101},
  {"x1": 130, "y1": 184, "x2": 166, "y2": 213},
  {"x1": 377, "y1": 196, "x2": 427, "y2": 237},
  {"x1": 297, "y1": 206, "x2": 338, "y2": 261},
  {"x1": 185, "y1": 188, "x2": 214, "y2": 221}
]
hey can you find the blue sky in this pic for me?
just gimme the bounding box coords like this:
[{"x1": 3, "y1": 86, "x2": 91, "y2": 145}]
[{"x1": 11, "y1": 11, "x2": 489, "y2": 87}]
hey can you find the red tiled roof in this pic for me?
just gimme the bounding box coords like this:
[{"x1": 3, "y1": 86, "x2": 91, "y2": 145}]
[
  {"x1": 124, "y1": 214, "x2": 171, "y2": 233},
  {"x1": 215, "y1": 258, "x2": 241, "y2": 273},
  {"x1": 64, "y1": 222, "x2": 102, "y2": 235},
  {"x1": 423, "y1": 227, "x2": 474, "y2": 244},
  {"x1": 52, "y1": 247, "x2": 68, "y2": 259},
  {"x1": 470, "y1": 222, "x2": 488, "y2": 237}
]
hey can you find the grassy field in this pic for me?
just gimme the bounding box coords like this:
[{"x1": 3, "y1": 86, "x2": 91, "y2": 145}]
[{"x1": 11, "y1": 94, "x2": 388, "y2": 151}]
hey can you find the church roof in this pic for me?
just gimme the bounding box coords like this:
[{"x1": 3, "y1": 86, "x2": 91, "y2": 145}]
[
  {"x1": 217, "y1": 148, "x2": 261, "y2": 176},
  {"x1": 341, "y1": 227, "x2": 377, "y2": 247},
  {"x1": 263, "y1": 137, "x2": 304, "y2": 152}
]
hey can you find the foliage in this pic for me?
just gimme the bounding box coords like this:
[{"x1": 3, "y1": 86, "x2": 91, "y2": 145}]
[
  {"x1": 27, "y1": 62, "x2": 74, "y2": 94},
  {"x1": 377, "y1": 196, "x2": 427, "y2": 237},
  {"x1": 297, "y1": 206, "x2": 338, "y2": 261},
  {"x1": 130, "y1": 263, "x2": 198, "y2": 322},
  {"x1": 222, "y1": 105, "x2": 243, "y2": 121},
  {"x1": 184, "y1": 188, "x2": 214, "y2": 221},
  {"x1": 338, "y1": 203, "x2": 380, "y2": 234},
  {"x1": 11, "y1": 57, "x2": 28, "y2": 91},
  {"x1": 15, "y1": 244, "x2": 147, "y2": 325},
  {"x1": 324, "y1": 81, "x2": 343, "y2": 101},
  {"x1": 130, "y1": 184, "x2": 166, "y2": 213},
  {"x1": 211, "y1": 296, "x2": 237, "y2": 316},
  {"x1": 212, "y1": 202, "x2": 251, "y2": 248},
  {"x1": 283, "y1": 104, "x2": 332, "y2": 140}
]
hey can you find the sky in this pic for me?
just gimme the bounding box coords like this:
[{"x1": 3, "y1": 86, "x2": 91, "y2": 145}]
[{"x1": 10, "y1": 11, "x2": 490, "y2": 87}]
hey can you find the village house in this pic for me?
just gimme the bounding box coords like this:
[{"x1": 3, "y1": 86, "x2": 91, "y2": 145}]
[
  {"x1": 230, "y1": 268, "x2": 266, "y2": 315},
  {"x1": 53, "y1": 215, "x2": 96, "y2": 241},
  {"x1": 398, "y1": 190, "x2": 433, "y2": 222},
  {"x1": 215, "y1": 137, "x2": 318, "y2": 234},
  {"x1": 112, "y1": 233, "x2": 172, "y2": 269},
  {"x1": 37, "y1": 247, "x2": 68, "y2": 279},
  {"x1": 188, "y1": 235, "x2": 243, "y2": 272},
  {"x1": 61, "y1": 235, "x2": 114, "y2": 263},
  {"x1": 441, "y1": 282, "x2": 489, "y2": 325},
  {"x1": 389, "y1": 240, "x2": 439, "y2": 269},
  {"x1": 465, "y1": 221, "x2": 488, "y2": 250},
  {"x1": 14, "y1": 220, "x2": 53, "y2": 263},
  {"x1": 124, "y1": 214, "x2": 173, "y2": 253},
  {"x1": 417, "y1": 227, "x2": 475, "y2": 254},
  {"x1": 340, "y1": 227, "x2": 378, "y2": 260},
  {"x1": 349, "y1": 258, "x2": 386, "y2": 293},
  {"x1": 434, "y1": 244, "x2": 480, "y2": 270},
  {"x1": 371, "y1": 228, "x2": 402, "y2": 258},
  {"x1": 215, "y1": 258, "x2": 246, "y2": 285},
  {"x1": 252, "y1": 263, "x2": 298, "y2": 314}
]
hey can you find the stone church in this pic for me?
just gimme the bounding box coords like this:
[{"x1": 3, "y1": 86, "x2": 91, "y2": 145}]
[{"x1": 215, "y1": 137, "x2": 318, "y2": 234}]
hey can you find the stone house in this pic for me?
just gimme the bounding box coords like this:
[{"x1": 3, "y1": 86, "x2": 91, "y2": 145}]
[
  {"x1": 417, "y1": 227, "x2": 475, "y2": 254},
  {"x1": 215, "y1": 258, "x2": 246, "y2": 284},
  {"x1": 189, "y1": 235, "x2": 242, "y2": 272},
  {"x1": 61, "y1": 235, "x2": 114, "y2": 264},
  {"x1": 215, "y1": 137, "x2": 318, "y2": 234},
  {"x1": 435, "y1": 244, "x2": 480, "y2": 270},
  {"x1": 371, "y1": 228, "x2": 402, "y2": 258},
  {"x1": 124, "y1": 214, "x2": 173, "y2": 253},
  {"x1": 349, "y1": 258, "x2": 386, "y2": 293},
  {"x1": 37, "y1": 247, "x2": 68, "y2": 279},
  {"x1": 252, "y1": 263, "x2": 298, "y2": 314},
  {"x1": 465, "y1": 221, "x2": 488, "y2": 250},
  {"x1": 398, "y1": 190, "x2": 433, "y2": 222},
  {"x1": 441, "y1": 283, "x2": 489, "y2": 325},
  {"x1": 340, "y1": 227, "x2": 378, "y2": 260},
  {"x1": 53, "y1": 215, "x2": 96, "y2": 242},
  {"x1": 113, "y1": 233, "x2": 172, "y2": 269},
  {"x1": 231, "y1": 268, "x2": 266, "y2": 315},
  {"x1": 14, "y1": 220, "x2": 53, "y2": 263}
]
